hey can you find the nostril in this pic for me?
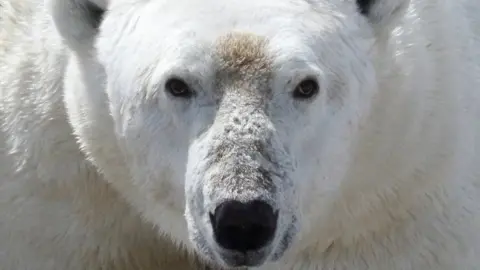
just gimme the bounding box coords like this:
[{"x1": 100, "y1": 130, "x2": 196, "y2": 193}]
[{"x1": 210, "y1": 200, "x2": 278, "y2": 252}]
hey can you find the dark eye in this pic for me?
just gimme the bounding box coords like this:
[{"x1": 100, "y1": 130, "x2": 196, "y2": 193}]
[
  {"x1": 165, "y1": 78, "x2": 194, "y2": 98},
  {"x1": 292, "y1": 79, "x2": 319, "y2": 100}
]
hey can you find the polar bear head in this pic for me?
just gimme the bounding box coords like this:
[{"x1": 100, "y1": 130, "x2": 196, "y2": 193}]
[{"x1": 50, "y1": 0, "x2": 409, "y2": 267}]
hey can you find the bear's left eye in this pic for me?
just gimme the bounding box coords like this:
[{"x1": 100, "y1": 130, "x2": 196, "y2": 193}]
[
  {"x1": 292, "y1": 79, "x2": 319, "y2": 100},
  {"x1": 165, "y1": 78, "x2": 194, "y2": 98}
]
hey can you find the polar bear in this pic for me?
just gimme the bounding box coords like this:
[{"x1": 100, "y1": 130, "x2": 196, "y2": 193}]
[{"x1": 1, "y1": 0, "x2": 480, "y2": 269}]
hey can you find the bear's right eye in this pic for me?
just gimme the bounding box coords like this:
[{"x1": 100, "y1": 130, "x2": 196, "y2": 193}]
[{"x1": 165, "y1": 78, "x2": 194, "y2": 98}]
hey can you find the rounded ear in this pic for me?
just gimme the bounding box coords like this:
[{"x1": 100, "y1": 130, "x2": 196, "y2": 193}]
[
  {"x1": 356, "y1": 0, "x2": 410, "y2": 32},
  {"x1": 47, "y1": 0, "x2": 108, "y2": 53}
]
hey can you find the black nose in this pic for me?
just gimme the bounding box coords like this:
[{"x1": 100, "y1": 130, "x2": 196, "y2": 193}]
[{"x1": 210, "y1": 200, "x2": 278, "y2": 252}]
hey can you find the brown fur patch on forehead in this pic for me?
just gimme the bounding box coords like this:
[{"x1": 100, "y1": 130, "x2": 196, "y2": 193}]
[{"x1": 214, "y1": 32, "x2": 272, "y2": 81}]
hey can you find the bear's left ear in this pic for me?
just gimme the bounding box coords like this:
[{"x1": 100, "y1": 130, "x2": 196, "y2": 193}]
[
  {"x1": 356, "y1": 0, "x2": 410, "y2": 30},
  {"x1": 47, "y1": 0, "x2": 108, "y2": 54}
]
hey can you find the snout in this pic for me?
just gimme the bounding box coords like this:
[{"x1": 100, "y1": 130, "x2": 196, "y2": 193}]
[
  {"x1": 184, "y1": 104, "x2": 298, "y2": 267},
  {"x1": 210, "y1": 200, "x2": 278, "y2": 252}
]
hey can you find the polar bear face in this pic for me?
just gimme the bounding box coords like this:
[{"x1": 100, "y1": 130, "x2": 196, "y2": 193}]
[{"x1": 55, "y1": 0, "x2": 409, "y2": 268}]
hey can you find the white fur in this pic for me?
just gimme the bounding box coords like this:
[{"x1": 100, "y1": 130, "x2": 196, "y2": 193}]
[{"x1": 0, "y1": 0, "x2": 479, "y2": 269}]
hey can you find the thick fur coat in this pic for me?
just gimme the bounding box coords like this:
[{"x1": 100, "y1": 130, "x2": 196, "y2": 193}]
[{"x1": 0, "y1": 0, "x2": 479, "y2": 269}]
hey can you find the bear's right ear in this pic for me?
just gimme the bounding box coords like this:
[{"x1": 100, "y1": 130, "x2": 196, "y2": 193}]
[
  {"x1": 356, "y1": 0, "x2": 410, "y2": 33},
  {"x1": 47, "y1": 0, "x2": 108, "y2": 53}
]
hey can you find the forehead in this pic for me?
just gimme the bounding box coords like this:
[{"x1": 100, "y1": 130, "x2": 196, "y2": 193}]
[
  {"x1": 214, "y1": 33, "x2": 270, "y2": 83},
  {"x1": 104, "y1": 0, "x2": 342, "y2": 51},
  {"x1": 99, "y1": 0, "x2": 362, "y2": 88}
]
